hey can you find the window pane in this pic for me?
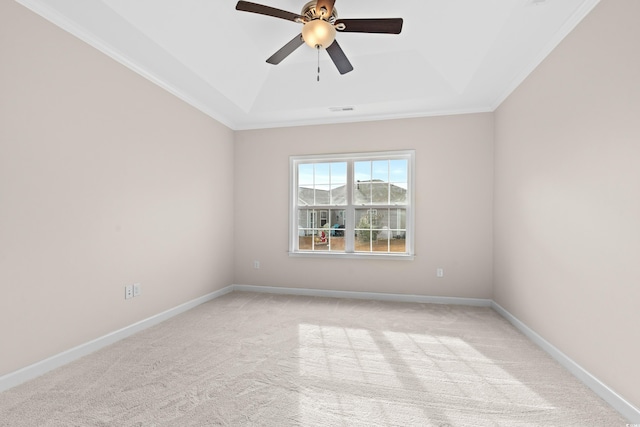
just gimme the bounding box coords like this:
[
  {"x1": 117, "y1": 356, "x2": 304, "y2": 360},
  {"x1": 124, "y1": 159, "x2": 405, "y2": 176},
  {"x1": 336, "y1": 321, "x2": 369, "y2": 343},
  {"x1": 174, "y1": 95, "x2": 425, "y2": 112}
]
[
  {"x1": 389, "y1": 159, "x2": 408, "y2": 205},
  {"x1": 372, "y1": 160, "x2": 389, "y2": 182},
  {"x1": 298, "y1": 187, "x2": 314, "y2": 206},
  {"x1": 299, "y1": 163, "x2": 314, "y2": 186},
  {"x1": 354, "y1": 161, "x2": 371, "y2": 182},
  {"x1": 298, "y1": 163, "x2": 314, "y2": 206},
  {"x1": 389, "y1": 159, "x2": 407, "y2": 183},
  {"x1": 331, "y1": 185, "x2": 346, "y2": 205},
  {"x1": 354, "y1": 161, "x2": 371, "y2": 205},
  {"x1": 299, "y1": 162, "x2": 347, "y2": 206},
  {"x1": 331, "y1": 162, "x2": 347, "y2": 184},
  {"x1": 328, "y1": 209, "x2": 346, "y2": 231},
  {"x1": 354, "y1": 180, "x2": 370, "y2": 205},
  {"x1": 327, "y1": 209, "x2": 345, "y2": 252},
  {"x1": 354, "y1": 208, "x2": 407, "y2": 253},
  {"x1": 330, "y1": 162, "x2": 347, "y2": 206},
  {"x1": 313, "y1": 229, "x2": 330, "y2": 251},
  {"x1": 371, "y1": 181, "x2": 390, "y2": 204},
  {"x1": 298, "y1": 209, "x2": 347, "y2": 252},
  {"x1": 354, "y1": 208, "x2": 380, "y2": 252},
  {"x1": 373, "y1": 209, "x2": 398, "y2": 253},
  {"x1": 314, "y1": 163, "x2": 330, "y2": 184},
  {"x1": 372, "y1": 160, "x2": 390, "y2": 204},
  {"x1": 354, "y1": 160, "x2": 405, "y2": 205},
  {"x1": 390, "y1": 208, "x2": 407, "y2": 253},
  {"x1": 374, "y1": 229, "x2": 390, "y2": 252},
  {"x1": 315, "y1": 185, "x2": 331, "y2": 205},
  {"x1": 355, "y1": 177, "x2": 395, "y2": 205},
  {"x1": 390, "y1": 183, "x2": 407, "y2": 204},
  {"x1": 298, "y1": 209, "x2": 313, "y2": 250},
  {"x1": 298, "y1": 209, "x2": 314, "y2": 233},
  {"x1": 376, "y1": 233, "x2": 407, "y2": 253},
  {"x1": 371, "y1": 209, "x2": 388, "y2": 252},
  {"x1": 297, "y1": 210, "x2": 325, "y2": 251}
]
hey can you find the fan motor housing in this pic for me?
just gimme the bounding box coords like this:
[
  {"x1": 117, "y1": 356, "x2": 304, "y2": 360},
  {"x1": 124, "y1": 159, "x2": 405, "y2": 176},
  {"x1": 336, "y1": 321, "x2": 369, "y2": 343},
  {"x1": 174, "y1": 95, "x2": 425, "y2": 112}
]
[{"x1": 301, "y1": 0, "x2": 338, "y2": 22}]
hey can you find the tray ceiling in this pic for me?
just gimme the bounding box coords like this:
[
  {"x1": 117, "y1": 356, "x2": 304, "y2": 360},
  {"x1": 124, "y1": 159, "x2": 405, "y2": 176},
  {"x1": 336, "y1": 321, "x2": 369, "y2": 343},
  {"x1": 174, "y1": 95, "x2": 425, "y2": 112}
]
[{"x1": 17, "y1": 0, "x2": 599, "y2": 129}]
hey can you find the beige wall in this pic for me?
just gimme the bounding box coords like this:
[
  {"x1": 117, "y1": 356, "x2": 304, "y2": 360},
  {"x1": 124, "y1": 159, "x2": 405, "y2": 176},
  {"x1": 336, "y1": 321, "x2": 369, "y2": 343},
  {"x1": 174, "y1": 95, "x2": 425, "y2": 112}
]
[
  {"x1": 494, "y1": 0, "x2": 640, "y2": 409},
  {"x1": 0, "y1": 1, "x2": 235, "y2": 376},
  {"x1": 4, "y1": 0, "x2": 636, "y2": 413},
  {"x1": 234, "y1": 114, "x2": 494, "y2": 298}
]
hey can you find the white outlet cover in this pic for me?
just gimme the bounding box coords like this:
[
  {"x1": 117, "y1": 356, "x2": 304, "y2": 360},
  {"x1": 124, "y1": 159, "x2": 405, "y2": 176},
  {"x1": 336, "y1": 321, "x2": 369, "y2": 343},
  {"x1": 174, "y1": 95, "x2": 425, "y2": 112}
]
[
  {"x1": 125, "y1": 285, "x2": 133, "y2": 299},
  {"x1": 133, "y1": 283, "x2": 141, "y2": 297}
]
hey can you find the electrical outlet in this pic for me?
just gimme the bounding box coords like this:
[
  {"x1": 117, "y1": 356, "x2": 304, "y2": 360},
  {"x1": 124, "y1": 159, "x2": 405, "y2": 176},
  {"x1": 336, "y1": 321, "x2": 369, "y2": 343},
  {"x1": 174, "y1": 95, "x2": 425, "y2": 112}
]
[
  {"x1": 436, "y1": 268, "x2": 444, "y2": 278},
  {"x1": 125, "y1": 285, "x2": 133, "y2": 299},
  {"x1": 253, "y1": 261, "x2": 260, "y2": 269},
  {"x1": 133, "y1": 283, "x2": 141, "y2": 297}
]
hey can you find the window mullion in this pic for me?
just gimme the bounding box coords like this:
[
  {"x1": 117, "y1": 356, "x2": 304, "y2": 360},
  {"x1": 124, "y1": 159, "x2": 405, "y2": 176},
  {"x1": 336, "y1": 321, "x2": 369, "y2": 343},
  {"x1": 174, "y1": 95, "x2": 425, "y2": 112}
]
[{"x1": 345, "y1": 161, "x2": 355, "y2": 253}]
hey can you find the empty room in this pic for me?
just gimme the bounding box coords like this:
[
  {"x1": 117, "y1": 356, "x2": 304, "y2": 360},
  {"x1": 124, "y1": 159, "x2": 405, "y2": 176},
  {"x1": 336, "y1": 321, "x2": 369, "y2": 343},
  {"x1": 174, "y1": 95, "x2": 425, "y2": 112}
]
[{"x1": 1, "y1": 0, "x2": 638, "y2": 425}]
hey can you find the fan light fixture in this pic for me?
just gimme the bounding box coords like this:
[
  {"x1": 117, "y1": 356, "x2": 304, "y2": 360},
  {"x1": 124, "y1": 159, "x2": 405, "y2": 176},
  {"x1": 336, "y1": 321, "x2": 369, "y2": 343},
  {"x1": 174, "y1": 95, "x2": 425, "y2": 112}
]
[
  {"x1": 235, "y1": 0, "x2": 403, "y2": 75},
  {"x1": 302, "y1": 19, "x2": 336, "y2": 48}
]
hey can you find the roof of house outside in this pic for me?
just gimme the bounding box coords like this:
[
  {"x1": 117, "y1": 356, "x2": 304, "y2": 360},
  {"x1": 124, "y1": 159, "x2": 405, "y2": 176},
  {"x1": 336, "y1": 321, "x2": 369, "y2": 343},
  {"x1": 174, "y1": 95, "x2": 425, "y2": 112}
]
[{"x1": 298, "y1": 180, "x2": 407, "y2": 206}]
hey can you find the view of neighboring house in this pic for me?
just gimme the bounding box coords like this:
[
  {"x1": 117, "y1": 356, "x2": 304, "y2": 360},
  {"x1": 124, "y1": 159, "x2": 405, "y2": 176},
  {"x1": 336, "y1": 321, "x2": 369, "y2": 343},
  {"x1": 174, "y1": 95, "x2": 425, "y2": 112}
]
[{"x1": 297, "y1": 180, "x2": 407, "y2": 238}]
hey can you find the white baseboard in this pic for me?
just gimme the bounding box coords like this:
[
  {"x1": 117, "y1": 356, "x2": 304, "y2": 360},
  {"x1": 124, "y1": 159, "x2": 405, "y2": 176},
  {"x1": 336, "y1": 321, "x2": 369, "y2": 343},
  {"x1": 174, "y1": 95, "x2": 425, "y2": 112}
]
[
  {"x1": 0, "y1": 284, "x2": 489, "y2": 393},
  {"x1": 491, "y1": 301, "x2": 640, "y2": 423},
  {"x1": 2, "y1": 284, "x2": 637, "y2": 422},
  {"x1": 237, "y1": 285, "x2": 638, "y2": 422},
  {"x1": 232, "y1": 284, "x2": 492, "y2": 307},
  {"x1": 0, "y1": 285, "x2": 234, "y2": 393}
]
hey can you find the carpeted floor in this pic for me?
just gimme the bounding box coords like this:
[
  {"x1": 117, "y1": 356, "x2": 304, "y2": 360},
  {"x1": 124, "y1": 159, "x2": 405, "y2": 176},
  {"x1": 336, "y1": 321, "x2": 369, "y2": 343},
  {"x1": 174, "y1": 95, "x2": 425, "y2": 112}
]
[{"x1": 0, "y1": 291, "x2": 626, "y2": 426}]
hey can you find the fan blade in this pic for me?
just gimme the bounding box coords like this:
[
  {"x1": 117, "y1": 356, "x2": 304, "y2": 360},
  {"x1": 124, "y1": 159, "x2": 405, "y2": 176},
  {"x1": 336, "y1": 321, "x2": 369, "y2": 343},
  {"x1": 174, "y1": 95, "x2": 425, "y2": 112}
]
[
  {"x1": 266, "y1": 34, "x2": 305, "y2": 64},
  {"x1": 315, "y1": 0, "x2": 335, "y2": 19},
  {"x1": 236, "y1": 1, "x2": 305, "y2": 23},
  {"x1": 335, "y1": 18, "x2": 403, "y2": 34},
  {"x1": 326, "y1": 40, "x2": 353, "y2": 75}
]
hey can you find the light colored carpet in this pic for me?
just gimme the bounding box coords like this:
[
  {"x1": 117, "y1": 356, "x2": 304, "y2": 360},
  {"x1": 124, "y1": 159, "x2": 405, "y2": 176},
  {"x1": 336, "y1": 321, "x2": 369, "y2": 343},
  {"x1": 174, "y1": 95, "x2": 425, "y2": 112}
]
[{"x1": 0, "y1": 291, "x2": 626, "y2": 426}]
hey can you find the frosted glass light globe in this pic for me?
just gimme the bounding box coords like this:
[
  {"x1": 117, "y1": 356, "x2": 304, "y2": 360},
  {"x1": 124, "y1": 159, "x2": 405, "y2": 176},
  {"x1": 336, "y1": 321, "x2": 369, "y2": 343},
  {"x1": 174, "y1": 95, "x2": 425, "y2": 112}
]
[{"x1": 302, "y1": 19, "x2": 336, "y2": 48}]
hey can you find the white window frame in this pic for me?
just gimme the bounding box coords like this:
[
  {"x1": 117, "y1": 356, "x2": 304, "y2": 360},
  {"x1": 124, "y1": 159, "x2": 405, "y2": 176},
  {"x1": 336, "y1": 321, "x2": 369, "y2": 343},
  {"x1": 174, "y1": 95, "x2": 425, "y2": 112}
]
[{"x1": 289, "y1": 150, "x2": 415, "y2": 259}]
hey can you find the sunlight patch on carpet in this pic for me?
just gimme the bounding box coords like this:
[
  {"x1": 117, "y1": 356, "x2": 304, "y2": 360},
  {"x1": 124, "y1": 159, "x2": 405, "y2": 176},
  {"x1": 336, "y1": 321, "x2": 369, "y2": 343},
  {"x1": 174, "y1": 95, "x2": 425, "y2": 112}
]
[{"x1": 298, "y1": 323, "x2": 555, "y2": 425}]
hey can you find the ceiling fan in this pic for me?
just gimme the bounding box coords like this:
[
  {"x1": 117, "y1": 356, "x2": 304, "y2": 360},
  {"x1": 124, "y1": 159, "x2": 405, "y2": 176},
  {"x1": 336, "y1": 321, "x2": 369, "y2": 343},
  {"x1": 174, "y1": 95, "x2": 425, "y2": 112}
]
[{"x1": 236, "y1": 0, "x2": 403, "y2": 75}]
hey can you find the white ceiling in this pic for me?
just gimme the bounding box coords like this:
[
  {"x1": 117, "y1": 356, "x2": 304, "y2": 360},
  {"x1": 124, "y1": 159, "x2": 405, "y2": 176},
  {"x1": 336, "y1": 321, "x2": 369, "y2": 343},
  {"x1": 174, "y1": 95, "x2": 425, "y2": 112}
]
[{"x1": 18, "y1": 0, "x2": 599, "y2": 130}]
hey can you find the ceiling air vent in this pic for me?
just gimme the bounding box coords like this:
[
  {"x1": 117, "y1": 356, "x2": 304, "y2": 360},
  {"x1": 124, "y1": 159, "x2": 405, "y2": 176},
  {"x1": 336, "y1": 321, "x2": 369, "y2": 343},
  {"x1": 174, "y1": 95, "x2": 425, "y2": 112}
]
[{"x1": 329, "y1": 106, "x2": 355, "y2": 112}]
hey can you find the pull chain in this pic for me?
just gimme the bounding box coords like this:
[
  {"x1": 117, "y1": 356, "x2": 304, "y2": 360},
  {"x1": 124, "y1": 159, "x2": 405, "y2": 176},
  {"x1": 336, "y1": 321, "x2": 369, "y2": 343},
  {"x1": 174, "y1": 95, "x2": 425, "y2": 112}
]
[{"x1": 317, "y1": 45, "x2": 320, "y2": 82}]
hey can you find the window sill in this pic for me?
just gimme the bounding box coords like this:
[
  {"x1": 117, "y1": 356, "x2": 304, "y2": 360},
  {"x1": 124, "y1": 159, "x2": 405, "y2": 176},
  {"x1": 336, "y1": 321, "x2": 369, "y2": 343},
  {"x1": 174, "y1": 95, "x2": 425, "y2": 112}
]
[{"x1": 288, "y1": 251, "x2": 415, "y2": 261}]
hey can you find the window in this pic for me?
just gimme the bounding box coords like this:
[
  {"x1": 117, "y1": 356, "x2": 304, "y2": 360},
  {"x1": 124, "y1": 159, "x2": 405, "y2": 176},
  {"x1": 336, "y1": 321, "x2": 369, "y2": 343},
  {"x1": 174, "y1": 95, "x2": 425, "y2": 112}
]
[{"x1": 290, "y1": 150, "x2": 415, "y2": 258}]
